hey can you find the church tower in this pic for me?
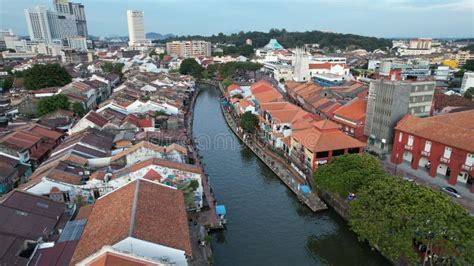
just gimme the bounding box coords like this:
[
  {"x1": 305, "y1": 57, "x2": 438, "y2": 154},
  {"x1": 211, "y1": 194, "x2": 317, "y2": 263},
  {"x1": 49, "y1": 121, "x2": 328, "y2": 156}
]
[{"x1": 293, "y1": 47, "x2": 310, "y2": 82}]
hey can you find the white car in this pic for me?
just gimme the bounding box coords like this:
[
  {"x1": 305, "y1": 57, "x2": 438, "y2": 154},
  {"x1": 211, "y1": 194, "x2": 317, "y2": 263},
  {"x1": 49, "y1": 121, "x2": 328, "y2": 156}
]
[{"x1": 441, "y1": 186, "x2": 462, "y2": 198}]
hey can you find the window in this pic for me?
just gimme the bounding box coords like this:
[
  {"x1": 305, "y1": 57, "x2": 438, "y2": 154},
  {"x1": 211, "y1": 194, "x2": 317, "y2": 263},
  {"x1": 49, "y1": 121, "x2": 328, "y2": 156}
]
[
  {"x1": 407, "y1": 135, "x2": 414, "y2": 146},
  {"x1": 466, "y1": 153, "x2": 474, "y2": 166},
  {"x1": 443, "y1": 146, "x2": 452, "y2": 159},
  {"x1": 424, "y1": 141, "x2": 431, "y2": 152},
  {"x1": 398, "y1": 132, "x2": 403, "y2": 142}
]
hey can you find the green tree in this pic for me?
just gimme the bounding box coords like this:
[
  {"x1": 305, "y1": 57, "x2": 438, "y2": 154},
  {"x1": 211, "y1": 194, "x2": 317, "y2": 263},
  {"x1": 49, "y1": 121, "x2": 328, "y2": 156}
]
[
  {"x1": 239, "y1": 111, "x2": 259, "y2": 132},
  {"x1": 313, "y1": 154, "x2": 384, "y2": 197},
  {"x1": 23, "y1": 64, "x2": 72, "y2": 90},
  {"x1": 71, "y1": 102, "x2": 85, "y2": 116},
  {"x1": 72, "y1": 194, "x2": 87, "y2": 208},
  {"x1": 350, "y1": 69, "x2": 361, "y2": 77},
  {"x1": 222, "y1": 78, "x2": 234, "y2": 89},
  {"x1": 349, "y1": 176, "x2": 474, "y2": 265},
  {"x1": 149, "y1": 49, "x2": 157, "y2": 57},
  {"x1": 223, "y1": 46, "x2": 238, "y2": 55},
  {"x1": 37, "y1": 94, "x2": 70, "y2": 116},
  {"x1": 454, "y1": 70, "x2": 465, "y2": 78},
  {"x1": 179, "y1": 58, "x2": 205, "y2": 78},
  {"x1": 160, "y1": 28, "x2": 391, "y2": 51},
  {"x1": 2, "y1": 75, "x2": 14, "y2": 90},
  {"x1": 155, "y1": 110, "x2": 167, "y2": 116},
  {"x1": 461, "y1": 44, "x2": 474, "y2": 52},
  {"x1": 462, "y1": 60, "x2": 474, "y2": 72},
  {"x1": 217, "y1": 61, "x2": 262, "y2": 79},
  {"x1": 464, "y1": 87, "x2": 474, "y2": 100},
  {"x1": 189, "y1": 180, "x2": 199, "y2": 191},
  {"x1": 238, "y1": 44, "x2": 254, "y2": 57},
  {"x1": 101, "y1": 62, "x2": 124, "y2": 77}
]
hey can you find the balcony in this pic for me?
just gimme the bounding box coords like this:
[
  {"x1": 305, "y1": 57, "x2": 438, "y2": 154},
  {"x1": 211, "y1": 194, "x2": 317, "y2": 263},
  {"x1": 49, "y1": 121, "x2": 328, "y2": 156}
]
[
  {"x1": 421, "y1": 151, "x2": 430, "y2": 157},
  {"x1": 404, "y1": 145, "x2": 413, "y2": 151},
  {"x1": 461, "y1": 164, "x2": 473, "y2": 171},
  {"x1": 440, "y1": 157, "x2": 450, "y2": 164}
]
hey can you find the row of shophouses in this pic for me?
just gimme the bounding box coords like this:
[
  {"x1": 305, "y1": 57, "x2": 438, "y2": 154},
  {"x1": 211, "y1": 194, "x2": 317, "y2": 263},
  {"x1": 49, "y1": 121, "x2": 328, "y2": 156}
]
[
  {"x1": 224, "y1": 80, "x2": 367, "y2": 177},
  {"x1": 225, "y1": 79, "x2": 474, "y2": 193}
]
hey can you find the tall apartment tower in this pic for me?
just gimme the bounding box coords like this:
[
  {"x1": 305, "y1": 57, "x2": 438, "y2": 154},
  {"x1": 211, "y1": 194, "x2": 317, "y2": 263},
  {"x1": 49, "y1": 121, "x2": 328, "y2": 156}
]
[
  {"x1": 127, "y1": 10, "x2": 146, "y2": 46},
  {"x1": 364, "y1": 80, "x2": 435, "y2": 154},
  {"x1": 53, "y1": 0, "x2": 88, "y2": 37},
  {"x1": 24, "y1": 6, "x2": 60, "y2": 43}
]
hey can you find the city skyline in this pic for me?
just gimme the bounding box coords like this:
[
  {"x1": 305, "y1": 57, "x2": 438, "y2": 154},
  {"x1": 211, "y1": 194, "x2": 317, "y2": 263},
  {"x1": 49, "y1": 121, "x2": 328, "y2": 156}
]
[{"x1": 1, "y1": 0, "x2": 473, "y2": 39}]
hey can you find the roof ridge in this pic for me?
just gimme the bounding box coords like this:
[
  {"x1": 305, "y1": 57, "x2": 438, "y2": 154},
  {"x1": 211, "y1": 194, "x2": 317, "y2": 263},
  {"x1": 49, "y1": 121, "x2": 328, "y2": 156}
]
[{"x1": 128, "y1": 179, "x2": 140, "y2": 237}]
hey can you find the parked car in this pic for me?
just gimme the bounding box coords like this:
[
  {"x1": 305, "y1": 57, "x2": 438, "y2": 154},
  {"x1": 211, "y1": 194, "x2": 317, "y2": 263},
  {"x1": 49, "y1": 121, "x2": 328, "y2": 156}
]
[
  {"x1": 402, "y1": 176, "x2": 415, "y2": 182},
  {"x1": 441, "y1": 186, "x2": 462, "y2": 198}
]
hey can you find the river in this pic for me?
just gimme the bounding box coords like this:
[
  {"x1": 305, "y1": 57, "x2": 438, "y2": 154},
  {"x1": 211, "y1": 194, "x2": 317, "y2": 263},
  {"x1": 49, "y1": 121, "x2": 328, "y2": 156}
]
[{"x1": 192, "y1": 85, "x2": 389, "y2": 266}]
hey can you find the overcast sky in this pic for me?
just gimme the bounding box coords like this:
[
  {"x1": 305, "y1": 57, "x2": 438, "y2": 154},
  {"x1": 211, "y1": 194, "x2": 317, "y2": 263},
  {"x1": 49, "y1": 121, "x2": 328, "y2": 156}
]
[{"x1": 1, "y1": 0, "x2": 473, "y2": 38}]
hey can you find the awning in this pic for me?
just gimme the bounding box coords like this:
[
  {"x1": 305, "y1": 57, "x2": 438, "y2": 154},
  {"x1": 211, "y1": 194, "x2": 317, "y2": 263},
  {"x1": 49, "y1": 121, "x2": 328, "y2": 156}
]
[
  {"x1": 299, "y1": 185, "x2": 311, "y2": 193},
  {"x1": 216, "y1": 205, "x2": 226, "y2": 215}
]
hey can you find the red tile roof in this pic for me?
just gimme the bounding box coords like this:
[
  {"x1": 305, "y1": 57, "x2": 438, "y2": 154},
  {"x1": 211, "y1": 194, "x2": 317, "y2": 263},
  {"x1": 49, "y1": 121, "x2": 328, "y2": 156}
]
[
  {"x1": 292, "y1": 120, "x2": 365, "y2": 153},
  {"x1": 395, "y1": 110, "x2": 474, "y2": 152},
  {"x1": 227, "y1": 84, "x2": 241, "y2": 93},
  {"x1": 333, "y1": 98, "x2": 367, "y2": 122},
  {"x1": 28, "y1": 124, "x2": 64, "y2": 140},
  {"x1": 73, "y1": 82, "x2": 92, "y2": 92},
  {"x1": 71, "y1": 179, "x2": 192, "y2": 264},
  {"x1": 309, "y1": 62, "x2": 347, "y2": 70},
  {"x1": 253, "y1": 88, "x2": 283, "y2": 104},
  {"x1": 137, "y1": 118, "x2": 153, "y2": 128},
  {"x1": 239, "y1": 99, "x2": 253, "y2": 109},
  {"x1": 250, "y1": 80, "x2": 275, "y2": 94},
  {"x1": 85, "y1": 111, "x2": 108, "y2": 127},
  {"x1": 1, "y1": 130, "x2": 42, "y2": 150},
  {"x1": 142, "y1": 169, "x2": 162, "y2": 181}
]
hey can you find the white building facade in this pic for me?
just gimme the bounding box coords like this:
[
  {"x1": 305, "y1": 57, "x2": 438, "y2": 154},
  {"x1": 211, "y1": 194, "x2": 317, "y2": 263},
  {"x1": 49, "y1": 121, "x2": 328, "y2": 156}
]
[
  {"x1": 127, "y1": 10, "x2": 146, "y2": 46},
  {"x1": 461, "y1": 72, "x2": 474, "y2": 95}
]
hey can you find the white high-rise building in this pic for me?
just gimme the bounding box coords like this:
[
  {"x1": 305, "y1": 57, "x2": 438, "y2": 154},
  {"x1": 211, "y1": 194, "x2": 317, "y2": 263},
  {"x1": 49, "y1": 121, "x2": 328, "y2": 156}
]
[
  {"x1": 127, "y1": 10, "x2": 146, "y2": 46},
  {"x1": 461, "y1": 72, "x2": 474, "y2": 95},
  {"x1": 67, "y1": 36, "x2": 87, "y2": 51},
  {"x1": 24, "y1": 6, "x2": 57, "y2": 43},
  {"x1": 25, "y1": 5, "x2": 78, "y2": 43}
]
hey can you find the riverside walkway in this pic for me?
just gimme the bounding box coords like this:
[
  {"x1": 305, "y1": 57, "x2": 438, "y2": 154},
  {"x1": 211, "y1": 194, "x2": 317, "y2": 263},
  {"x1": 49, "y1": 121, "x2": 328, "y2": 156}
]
[{"x1": 219, "y1": 101, "x2": 327, "y2": 212}]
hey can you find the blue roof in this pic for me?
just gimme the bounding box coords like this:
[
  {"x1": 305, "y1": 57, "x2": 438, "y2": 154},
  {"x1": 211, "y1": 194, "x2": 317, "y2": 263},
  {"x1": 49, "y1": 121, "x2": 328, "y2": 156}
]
[
  {"x1": 216, "y1": 205, "x2": 226, "y2": 215},
  {"x1": 264, "y1": 39, "x2": 284, "y2": 50},
  {"x1": 299, "y1": 185, "x2": 311, "y2": 193}
]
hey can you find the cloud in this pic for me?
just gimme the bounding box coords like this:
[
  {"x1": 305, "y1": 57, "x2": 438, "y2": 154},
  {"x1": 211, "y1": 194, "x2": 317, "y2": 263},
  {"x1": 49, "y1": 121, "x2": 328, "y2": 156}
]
[{"x1": 381, "y1": 0, "x2": 474, "y2": 11}]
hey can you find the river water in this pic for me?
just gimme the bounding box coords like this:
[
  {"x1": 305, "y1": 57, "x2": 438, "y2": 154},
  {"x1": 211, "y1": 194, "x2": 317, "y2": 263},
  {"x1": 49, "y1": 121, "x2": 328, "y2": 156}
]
[{"x1": 192, "y1": 86, "x2": 389, "y2": 266}]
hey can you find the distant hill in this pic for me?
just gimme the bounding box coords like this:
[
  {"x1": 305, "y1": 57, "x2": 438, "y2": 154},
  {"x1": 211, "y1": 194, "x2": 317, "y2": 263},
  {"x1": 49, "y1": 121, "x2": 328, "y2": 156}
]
[
  {"x1": 160, "y1": 28, "x2": 392, "y2": 51},
  {"x1": 146, "y1": 32, "x2": 175, "y2": 40}
]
